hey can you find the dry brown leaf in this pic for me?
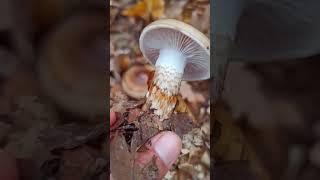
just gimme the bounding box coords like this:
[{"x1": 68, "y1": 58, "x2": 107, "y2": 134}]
[
  {"x1": 180, "y1": 82, "x2": 205, "y2": 104},
  {"x1": 147, "y1": 0, "x2": 165, "y2": 19},
  {"x1": 175, "y1": 95, "x2": 196, "y2": 122},
  {"x1": 122, "y1": 1, "x2": 147, "y2": 19},
  {"x1": 122, "y1": 0, "x2": 164, "y2": 21}
]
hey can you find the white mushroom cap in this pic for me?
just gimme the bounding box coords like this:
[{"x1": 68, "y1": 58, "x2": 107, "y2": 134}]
[{"x1": 139, "y1": 19, "x2": 210, "y2": 81}]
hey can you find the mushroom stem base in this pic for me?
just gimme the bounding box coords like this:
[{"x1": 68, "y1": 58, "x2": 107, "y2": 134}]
[{"x1": 145, "y1": 65, "x2": 183, "y2": 120}]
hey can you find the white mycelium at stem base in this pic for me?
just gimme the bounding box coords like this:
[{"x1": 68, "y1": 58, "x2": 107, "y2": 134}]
[{"x1": 146, "y1": 48, "x2": 187, "y2": 120}]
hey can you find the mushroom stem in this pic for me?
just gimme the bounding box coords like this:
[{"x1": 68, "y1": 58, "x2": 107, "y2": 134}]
[{"x1": 145, "y1": 48, "x2": 186, "y2": 120}]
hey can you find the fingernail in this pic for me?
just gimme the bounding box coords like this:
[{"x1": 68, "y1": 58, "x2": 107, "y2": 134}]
[{"x1": 153, "y1": 132, "x2": 182, "y2": 167}]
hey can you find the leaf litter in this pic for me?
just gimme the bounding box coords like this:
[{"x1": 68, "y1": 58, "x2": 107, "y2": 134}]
[{"x1": 110, "y1": 0, "x2": 211, "y2": 179}]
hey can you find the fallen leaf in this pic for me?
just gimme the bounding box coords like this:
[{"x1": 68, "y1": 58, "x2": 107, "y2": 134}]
[
  {"x1": 180, "y1": 82, "x2": 205, "y2": 104},
  {"x1": 147, "y1": 0, "x2": 165, "y2": 19},
  {"x1": 38, "y1": 123, "x2": 106, "y2": 152},
  {"x1": 162, "y1": 113, "x2": 195, "y2": 139},
  {"x1": 110, "y1": 131, "x2": 135, "y2": 180},
  {"x1": 122, "y1": 0, "x2": 164, "y2": 21},
  {"x1": 122, "y1": 1, "x2": 147, "y2": 19},
  {"x1": 128, "y1": 108, "x2": 141, "y2": 122},
  {"x1": 175, "y1": 95, "x2": 196, "y2": 122},
  {"x1": 59, "y1": 146, "x2": 104, "y2": 180}
]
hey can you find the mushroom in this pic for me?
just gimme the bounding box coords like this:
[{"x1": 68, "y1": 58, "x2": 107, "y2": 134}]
[
  {"x1": 139, "y1": 19, "x2": 210, "y2": 120},
  {"x1": 37, "y1": 12, "x2": 106, "y2": 117},
  {"x1": 122, "y1": 64, "x2": 154, "y2": 99}
]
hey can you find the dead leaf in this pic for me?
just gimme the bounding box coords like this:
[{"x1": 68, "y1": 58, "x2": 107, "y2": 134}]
[
  {"x1": 128, "y1": 108, "x2": 141, "y2": 122},
  {"x1": 59, "y1": 146, "x2": 104, "y2": 180},
  {"x1": 38, "y1": 123, "x2": 106, "y2": 152},
  {"x1": 122, "y1": 1, "x2": 147, "y2": 19},
  {"x1": 110, "y1": 131, "x2": 135, "y2": 180},
  {"x1": 180, "y1": 81, "x2": 205, "y2": 104},
  {"x1": 163, "y1": 113, "x2": 195, "y2": 138},
  {"x1": 147, "y1": 0, "x2": 165, "y2": 19},
  {"x1": 175, "y1": 95, "x2": 196, "y2": 122},
  {"x1": 122, "y1": 0, "x2": 164, "y2": 21}
]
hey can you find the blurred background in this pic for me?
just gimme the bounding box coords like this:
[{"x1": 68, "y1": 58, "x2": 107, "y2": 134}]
[
  {"x1": 0, "y1": 0, "x2": 107, "y2": 179},
  {"x1": 211, "y1": 1, "x2": 320, "y2": 180},
  {"x1": 214, "y1": 57, "x2": 320, "y2": 180}
]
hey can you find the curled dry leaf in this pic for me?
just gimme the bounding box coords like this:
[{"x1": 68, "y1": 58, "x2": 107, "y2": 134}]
[{"x1": 122, "y1": 0, "x2": 165, "y2": 21}]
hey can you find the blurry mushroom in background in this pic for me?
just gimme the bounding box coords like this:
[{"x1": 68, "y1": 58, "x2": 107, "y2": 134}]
[
  {"x1": 37, "y1": 12, "x2": 106, "y2": 117},
  {"x1": 121, "y1": 64, "x2": 154, "y2": 99},
  {"x1": 29, "y1": 0, "x2": 105, "y2": 33},
  {"x1": 139, "y1": 19, "x2": 210, "y2": 120}
]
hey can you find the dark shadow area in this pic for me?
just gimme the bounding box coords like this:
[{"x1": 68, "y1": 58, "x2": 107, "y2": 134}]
[
  {"x1": 212, "y1": 0, "x2": 320, "y2": 179},
  {"x1": 212, "y1": 57, "x2": 320, "y2": 180},
  {"x1": 0, "y1": 0, "x2": 108, "y2": 179}
]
